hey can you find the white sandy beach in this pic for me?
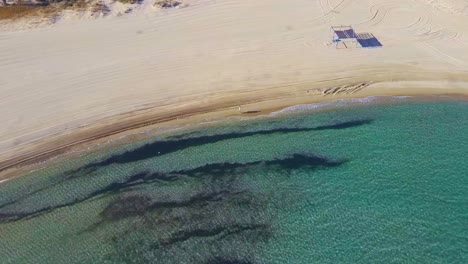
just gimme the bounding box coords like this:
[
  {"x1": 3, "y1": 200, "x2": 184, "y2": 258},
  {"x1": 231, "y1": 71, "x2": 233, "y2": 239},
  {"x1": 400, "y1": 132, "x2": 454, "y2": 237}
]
[{"x1": 1, "y1": 0, "x2": 468, "y2": 178}]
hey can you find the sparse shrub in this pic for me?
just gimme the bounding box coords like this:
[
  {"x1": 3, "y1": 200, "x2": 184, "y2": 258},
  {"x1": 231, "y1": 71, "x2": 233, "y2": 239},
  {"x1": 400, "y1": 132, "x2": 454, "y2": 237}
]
[
  {"x1": 154, "y1": 0, "x2": 181, "y2": 8},
  {"x1": 114, "y1": 0, "x2": 139, "y2": 4},
  {"x1": 0, "y1": 5, "x2": 57, "y2": 20}
]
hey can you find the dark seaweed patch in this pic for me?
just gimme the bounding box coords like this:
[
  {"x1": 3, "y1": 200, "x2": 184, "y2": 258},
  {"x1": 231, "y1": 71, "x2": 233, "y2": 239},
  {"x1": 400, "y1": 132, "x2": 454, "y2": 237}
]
[
  {"x1": 87, "y1": 171, "x2": 181, "y2": 197},
  {"x1": 100, "y1": 195, "x2": 152, "y2": 219},
  {"x1": 101, "y1": 169, "x2": 270, "y2": 264},
  {"x1": 161, "y1": 223, "x2": 270, "y2": 245},
  {"x1": 97, "y1": 153, "x2": 346, "y2": 198},
  {"x1": 83, "y1": 118, "x2": 371, "y2": 168},
  {"x1": 205, "y1": 257, "x2": 255, "y2": 264},
  {"x1": 0, "y1": 172, "x2": 154, "y2": 223},
  {"x1": 0, "y1": 153, "x2": 346, "y2": 224},
  {"x1": 0, "y1": 118, "x2": 373, "y2": 263},
  {"x1": 81, "y1": 150, "x2": 348, "y2": 263},
  {"x1": 0, "y1": 166, "x2": 100, "y2": 209},
  {"x1": 0, "y1": 203, "x2": 69, "y2": 223},
  {"x1": 0, "y1": 118, "x2": 370, "y2": 210},
  {"x1": 178, "y1": 153, "x2": 345, "y2": 177},
  {"x1": 96, "y1": 154, "x2": 273, "y2": 263},
  {"x1": 100, "y1": 189, "x2": 246, "y2": 222},
  {"x1": 266, "y1": 153, "x2": 345, "y2": 169},
  {"x1": 84, "y1": 127, "x2": 316, "y2": 168},
  {"x1": 313, "y1": 119, "x2": 373, "y2": 130}
]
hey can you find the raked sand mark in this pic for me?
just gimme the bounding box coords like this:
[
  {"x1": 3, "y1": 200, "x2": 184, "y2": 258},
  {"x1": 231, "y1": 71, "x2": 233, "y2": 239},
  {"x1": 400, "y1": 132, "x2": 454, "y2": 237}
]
[
  {"x1": 352, "y1": 0, "x2": 467, "y2": 64},
  {"x1": 418, "y1": 0, "x2": 468, "y2": 16}
]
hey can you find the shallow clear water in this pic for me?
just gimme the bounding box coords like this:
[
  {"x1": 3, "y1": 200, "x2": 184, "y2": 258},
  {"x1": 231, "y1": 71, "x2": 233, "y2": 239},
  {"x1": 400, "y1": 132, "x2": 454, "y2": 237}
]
[{"x1": 0, "y1": 99, "x2": 467, "y2": 264}]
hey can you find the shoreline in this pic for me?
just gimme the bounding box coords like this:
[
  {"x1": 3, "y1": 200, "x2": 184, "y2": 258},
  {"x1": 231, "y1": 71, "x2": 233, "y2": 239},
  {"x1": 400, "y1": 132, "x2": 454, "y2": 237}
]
[
  {"x1": 3, "y1": 0, "x2": 468, "y2": 183},
  {"x1": 1, "y1": 81, "x2": 467, "y2": 183}
]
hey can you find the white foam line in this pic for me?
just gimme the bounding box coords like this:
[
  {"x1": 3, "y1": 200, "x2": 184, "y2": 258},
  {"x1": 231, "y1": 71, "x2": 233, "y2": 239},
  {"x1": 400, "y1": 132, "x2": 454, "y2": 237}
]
[
  {"x1": 268, "y1": 96, "x2": 412, "y2": 116},
  {"x1": 0, "y1": 178, "x2": 11, "y2": 184}
]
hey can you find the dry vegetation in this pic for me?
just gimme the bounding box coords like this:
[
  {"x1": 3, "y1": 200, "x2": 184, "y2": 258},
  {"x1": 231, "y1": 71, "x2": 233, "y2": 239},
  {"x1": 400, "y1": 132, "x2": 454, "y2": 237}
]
[
  {"x1": 115, "y1": 0, "x2": 140, "y2": 4},
  {"x1": 0, "y1": 0, "x2": 102, "y2": 21},
  {"x1": 0, "y1": 0, "x2": 182, "y2": 21},
  {"x1": 154, "y1": 0, "x2": 181, "y2": 8},
  {"x1": 0, "y1": 5, "x2": 58, "y2": 20}
]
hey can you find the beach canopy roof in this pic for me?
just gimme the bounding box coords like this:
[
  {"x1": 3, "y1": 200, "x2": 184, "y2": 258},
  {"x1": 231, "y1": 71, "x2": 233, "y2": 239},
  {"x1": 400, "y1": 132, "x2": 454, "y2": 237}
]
[{"x1": 331, "y1": 26, "x2": 357, "y2": 39}]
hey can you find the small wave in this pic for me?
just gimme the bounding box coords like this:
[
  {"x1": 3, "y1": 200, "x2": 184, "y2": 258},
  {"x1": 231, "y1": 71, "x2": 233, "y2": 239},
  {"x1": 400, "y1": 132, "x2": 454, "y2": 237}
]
[{"x1": 269, "y1": 96, "x2": 412, "y2": 116}]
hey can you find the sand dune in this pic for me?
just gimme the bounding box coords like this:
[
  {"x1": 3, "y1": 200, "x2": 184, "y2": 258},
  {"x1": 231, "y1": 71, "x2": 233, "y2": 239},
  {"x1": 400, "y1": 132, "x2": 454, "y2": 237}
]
[{"x1": 1, "y1": 0, "x2": 468, "y2": 178}]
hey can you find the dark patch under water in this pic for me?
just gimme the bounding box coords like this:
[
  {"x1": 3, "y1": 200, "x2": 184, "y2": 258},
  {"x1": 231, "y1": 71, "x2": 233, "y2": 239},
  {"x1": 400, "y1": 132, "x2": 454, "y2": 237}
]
[
  {"x1": 314, "y1": 119, "x2": 373, "y2": 130},
  {"x1": 206, "y1": 257, "x2": 255, "y2": 264},
  {"x1": 100, "y1": 165, "x2": 271, "y2": 264},
  {"x1": 0, "y1": 118, "x2": 370, "y2": 212},
  {"x1": 0, "y1": 153, "x2": 346, "y2": 223},
  {"x1": 81, "y1": 118, "x2": 371, "y2": 170},
  {"x1": 3, "y1": 101, "x2": 468, "y2": 264},
  {"x1": 0, "y1": 150, "x2": 347, "y2": 263},
  {"x1": 0, "y1": 119, "x2": 369, "y2": 263}
]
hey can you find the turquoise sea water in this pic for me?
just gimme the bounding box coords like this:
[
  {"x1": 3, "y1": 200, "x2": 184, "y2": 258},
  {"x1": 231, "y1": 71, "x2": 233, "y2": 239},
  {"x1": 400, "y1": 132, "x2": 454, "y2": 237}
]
[{"x1": 0, "y1": 98, "x2": 467, "y2": 263}]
